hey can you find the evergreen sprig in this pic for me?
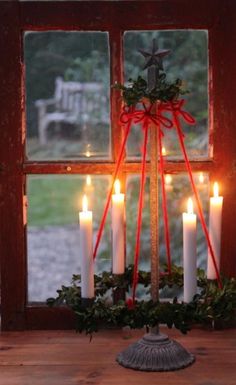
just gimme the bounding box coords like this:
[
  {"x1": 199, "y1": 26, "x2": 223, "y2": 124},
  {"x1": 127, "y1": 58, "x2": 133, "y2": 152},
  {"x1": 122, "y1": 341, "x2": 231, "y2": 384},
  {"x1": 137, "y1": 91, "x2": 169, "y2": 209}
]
[
  {"x1": 47, "y1": 264, "x2": 236, "y2": 336},
  {"x1": 113, "y1": 74, "x2": 188, "y2": 106}
]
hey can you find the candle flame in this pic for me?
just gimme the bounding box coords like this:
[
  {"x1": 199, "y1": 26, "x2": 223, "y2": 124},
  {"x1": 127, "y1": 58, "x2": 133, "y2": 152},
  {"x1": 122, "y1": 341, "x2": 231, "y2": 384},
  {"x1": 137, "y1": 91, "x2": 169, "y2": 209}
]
[
  {"x1": 165, "y1": 174, "x2": 172, "y2": 185},
  {"x1": 199, "y1": 172, "x2": 204, "y2": 184},
  {"x1": 82, "y1": 195, "x2": 88, "y2": 212},
  {"x1": 114, "y1": 179, "x2": 120, "y2": 195},
  {"x1": 85, "y1": 150, "x2": 91, "y2": 158},
  {"x1": 213, "y1": 182, "x2": 219, "y2": 197},
  {"x1": 187, "y1": 198, "x2": 193, "y2": 214},
  {"x1": 162, "y1": 146, "x2": 166, "y2": 156},
  {"x1": 86, "y1": 175, "x2": 91, "y2": 186}
]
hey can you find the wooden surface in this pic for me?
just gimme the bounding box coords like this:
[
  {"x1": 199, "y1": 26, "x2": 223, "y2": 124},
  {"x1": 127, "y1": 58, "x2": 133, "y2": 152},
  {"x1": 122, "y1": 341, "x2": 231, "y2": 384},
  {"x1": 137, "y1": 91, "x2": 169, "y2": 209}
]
[
  {"x1": 0, "y1": 328, "x2": 235, "y2": 385},
  {"x1": 1, "y1": 0, "x2": 236, "y2": 331}
]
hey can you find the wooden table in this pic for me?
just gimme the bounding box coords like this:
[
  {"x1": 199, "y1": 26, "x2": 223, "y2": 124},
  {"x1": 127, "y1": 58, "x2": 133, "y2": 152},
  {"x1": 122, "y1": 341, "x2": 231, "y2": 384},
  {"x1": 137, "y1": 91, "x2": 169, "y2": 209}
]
[{"x1": 0, "y1": 328, "x2": 235, "y2": 385}]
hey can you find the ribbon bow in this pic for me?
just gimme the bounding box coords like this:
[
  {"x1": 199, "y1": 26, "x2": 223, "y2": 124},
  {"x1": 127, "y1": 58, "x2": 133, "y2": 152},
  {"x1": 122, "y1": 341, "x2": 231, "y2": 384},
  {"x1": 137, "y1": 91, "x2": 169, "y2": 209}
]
[
  {"x1": 120, "y1": 102, "x2": 173, "y2": 132},
  {"x1": 161, "y1": 99, "x2": 196, "y2": 125}
]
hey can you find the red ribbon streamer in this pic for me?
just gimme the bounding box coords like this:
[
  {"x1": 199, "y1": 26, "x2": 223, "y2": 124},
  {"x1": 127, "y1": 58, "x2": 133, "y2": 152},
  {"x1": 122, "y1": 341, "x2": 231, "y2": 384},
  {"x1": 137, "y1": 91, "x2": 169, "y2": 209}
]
[
  {"x1": 170, "y1": 101, "x2": 223, "y2": 289},
  {"x1": 132, "y1": 120, "x2": 149, "y2": 303}
]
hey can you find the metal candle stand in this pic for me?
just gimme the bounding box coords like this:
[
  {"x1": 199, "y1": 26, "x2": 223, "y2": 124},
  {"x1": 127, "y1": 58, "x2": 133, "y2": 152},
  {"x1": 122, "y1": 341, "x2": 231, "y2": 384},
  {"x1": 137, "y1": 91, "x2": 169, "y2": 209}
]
[{"x1": 116, "y1": 40, "x2": 195, "y2": 371}]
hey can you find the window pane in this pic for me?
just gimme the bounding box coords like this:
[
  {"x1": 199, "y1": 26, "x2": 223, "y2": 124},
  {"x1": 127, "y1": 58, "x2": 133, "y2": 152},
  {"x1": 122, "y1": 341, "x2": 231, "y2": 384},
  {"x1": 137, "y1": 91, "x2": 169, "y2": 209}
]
[
  {"x1": 24, "y1": 31, "x2": 110, "y2": 160},
  {"x1": 27, "y1": 175, "x2": 111, "y2": 302},
  {"x1": 124, "y1": 30, "x2": 208, "y2": 160},
  {"x1": 126, "y1": 173, "x2": 209, "y2": 299}
]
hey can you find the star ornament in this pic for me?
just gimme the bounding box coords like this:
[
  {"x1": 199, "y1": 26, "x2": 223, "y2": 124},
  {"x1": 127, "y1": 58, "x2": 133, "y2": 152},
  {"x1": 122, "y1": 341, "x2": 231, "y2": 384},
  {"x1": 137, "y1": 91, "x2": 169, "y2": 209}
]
[{"x1": 139, "y1": 39, "x2": 170, "y2": 72}]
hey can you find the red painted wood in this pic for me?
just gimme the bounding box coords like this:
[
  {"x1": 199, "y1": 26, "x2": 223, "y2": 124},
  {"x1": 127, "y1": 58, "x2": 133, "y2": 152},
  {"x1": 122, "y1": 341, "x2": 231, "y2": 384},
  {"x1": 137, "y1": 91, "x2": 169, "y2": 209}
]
[
  {"x1": 26, "y1": 307, "x2": 76, "y2": 330},
  {"x1": 110, "y1": 29, "x2": 124, "y2": 162},
  {"x1": 0, "y1": 2, "x2": 26, "y2": 330},
  {"x1": 23, "y1": 160, "x2": 214, "y2": 175},
  {"x1": 209, "y1": 0, "x2": 236, "y2": 277},
  {"x1": 20, "y1": 1, "x2": 218, "y2": 30}
]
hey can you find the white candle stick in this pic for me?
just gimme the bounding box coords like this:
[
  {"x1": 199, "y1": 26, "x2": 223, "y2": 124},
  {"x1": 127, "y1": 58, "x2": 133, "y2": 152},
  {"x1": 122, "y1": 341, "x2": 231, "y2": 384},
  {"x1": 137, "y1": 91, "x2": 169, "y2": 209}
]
[
  {"x1": 207, "y1": 182, "x2": 223, "y2": 279},
  {"x1": 112, "y1": 179, "x2": 125, "y2": 274},
  {"x1": 183, "y1": 198, "x2": 197, "y2": 303},
  {"x1": 79, "y1": 195, "x2": 94, "y2": 298}
]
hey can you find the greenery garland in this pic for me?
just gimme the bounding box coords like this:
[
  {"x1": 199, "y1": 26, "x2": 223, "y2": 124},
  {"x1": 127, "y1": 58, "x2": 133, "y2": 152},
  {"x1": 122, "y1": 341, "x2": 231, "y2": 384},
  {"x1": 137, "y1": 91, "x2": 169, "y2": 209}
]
[
  {"x1": 47, "y1": 264, "x2": 236, "y2": 336},
  {"x1": 113, "y1": 74, "x2": 188, "y2": 106}
]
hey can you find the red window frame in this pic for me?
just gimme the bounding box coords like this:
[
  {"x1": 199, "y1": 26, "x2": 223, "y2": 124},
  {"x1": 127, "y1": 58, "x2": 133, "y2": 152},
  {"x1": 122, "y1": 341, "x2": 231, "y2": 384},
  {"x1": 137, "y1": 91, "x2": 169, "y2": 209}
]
[{"x1": 0, "y1": 0, "x2": 235, "y2": 330}]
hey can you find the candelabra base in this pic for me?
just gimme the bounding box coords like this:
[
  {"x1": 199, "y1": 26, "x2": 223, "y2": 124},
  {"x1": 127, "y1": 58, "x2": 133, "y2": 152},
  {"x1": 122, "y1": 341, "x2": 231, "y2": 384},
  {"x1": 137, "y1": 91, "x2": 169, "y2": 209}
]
[{"x1": 117, "y1": 331, "x2": 195, "y2": 371}]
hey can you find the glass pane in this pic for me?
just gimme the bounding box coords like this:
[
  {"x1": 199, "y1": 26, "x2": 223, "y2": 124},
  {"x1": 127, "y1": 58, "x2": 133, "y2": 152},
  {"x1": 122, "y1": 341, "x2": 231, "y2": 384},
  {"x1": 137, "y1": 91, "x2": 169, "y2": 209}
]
[
  {"x1": 126, "y1": 176, "x2": 150, "y2": 269},
  {"x1": 27, "y1": 175, "x2": 111, "y2": 302},
  {"x1": 124, "y1": 30, "x2": 208, "y2": 160},
  {"x1": 159, "y1": 172, "x2": 209, "y2": 269},
  {"x1": 24, "y1": 31, "x2": 110, "y2": 160},
  {"x1": 126, "y1": 173, "x2": 209, "y2": 299}
]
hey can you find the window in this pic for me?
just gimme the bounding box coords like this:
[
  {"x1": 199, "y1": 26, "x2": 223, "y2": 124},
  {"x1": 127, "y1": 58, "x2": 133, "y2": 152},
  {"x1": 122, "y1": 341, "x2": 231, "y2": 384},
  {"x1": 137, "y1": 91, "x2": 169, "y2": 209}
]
[{"x1": 0, "y1": 1, "x2": 235, "y2": 330}]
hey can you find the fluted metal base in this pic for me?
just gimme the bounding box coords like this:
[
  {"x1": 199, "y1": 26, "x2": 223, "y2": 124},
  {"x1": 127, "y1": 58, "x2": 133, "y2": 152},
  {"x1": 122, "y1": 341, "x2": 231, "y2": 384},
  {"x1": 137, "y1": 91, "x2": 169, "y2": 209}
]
[{"x1": 117, "y1": 332, "x2": 195, "y2": 371}]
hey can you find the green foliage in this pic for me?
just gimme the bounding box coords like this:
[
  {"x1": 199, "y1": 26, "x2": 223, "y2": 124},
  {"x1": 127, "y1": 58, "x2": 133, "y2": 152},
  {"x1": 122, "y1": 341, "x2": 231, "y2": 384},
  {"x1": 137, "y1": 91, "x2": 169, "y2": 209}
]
[
  {"x1": 47, "y1": 265, "x2": 236, "y2": 336},
  {"x1": 114, "y1": 74, "x2": 188, "y2": 106}
]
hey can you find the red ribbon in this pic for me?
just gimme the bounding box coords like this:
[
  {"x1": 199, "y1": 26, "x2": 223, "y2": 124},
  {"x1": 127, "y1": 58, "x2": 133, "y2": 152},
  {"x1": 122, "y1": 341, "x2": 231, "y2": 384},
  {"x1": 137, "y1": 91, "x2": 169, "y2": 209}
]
[
  {"x1": 169, "y1": 101, "x2": 222, "y2": 289},
  {"x1": 120, "y1": 102, "x2": 173, "y2": 131},
  {"x1": 161, "y1": 99, "x2": 196, "y2": 126}
]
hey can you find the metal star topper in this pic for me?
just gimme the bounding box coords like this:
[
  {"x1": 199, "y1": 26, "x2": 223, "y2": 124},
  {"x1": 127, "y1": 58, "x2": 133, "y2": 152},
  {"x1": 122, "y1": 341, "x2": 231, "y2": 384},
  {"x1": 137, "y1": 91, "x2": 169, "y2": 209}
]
[{"x1": 139, "y1": 39, "x2": 170, "y2": 91}]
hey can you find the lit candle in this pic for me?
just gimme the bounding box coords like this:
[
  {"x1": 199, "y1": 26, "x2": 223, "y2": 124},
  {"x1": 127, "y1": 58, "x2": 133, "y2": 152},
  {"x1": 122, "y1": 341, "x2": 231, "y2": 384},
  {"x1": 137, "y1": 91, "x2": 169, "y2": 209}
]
[
  {"x1": 164, "y1": 174, "x2": 173, "y2": 192},
  {"x1": 183, "y1": 198, "x2": 197, "y2": 303},
  {"x1": 207, "y1": 182, "x2": 223, "y2": 279},
  {"x1": 79, "y1": 195, "x2": 94, "y2": 298},
  {"x1": 112, "y1": 179, "x2": 125, "y2": 274}
]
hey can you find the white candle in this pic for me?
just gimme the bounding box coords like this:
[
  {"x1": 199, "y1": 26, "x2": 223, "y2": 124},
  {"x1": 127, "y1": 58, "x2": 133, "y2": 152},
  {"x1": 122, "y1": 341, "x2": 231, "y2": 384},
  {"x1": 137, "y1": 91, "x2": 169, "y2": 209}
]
[
  {"x1": 112, "y1": 179, "x2": 125, "y2": 274},
  {"x1": 79, "y1": 195, "x2": 94, "y2": 298},
  {"x1": 183, "y1": 198, "x2": 197, "y2": 303},
  {"x1": 207, "y1": 182, "x2": 223, "y2": 279}
]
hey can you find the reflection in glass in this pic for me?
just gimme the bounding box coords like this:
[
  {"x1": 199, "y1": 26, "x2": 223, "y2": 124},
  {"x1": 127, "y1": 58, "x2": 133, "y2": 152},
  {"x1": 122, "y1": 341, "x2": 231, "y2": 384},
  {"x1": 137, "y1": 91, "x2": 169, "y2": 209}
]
[
  {"x1": 25, "y1": 31, "x2": 110, "y2": 160},
  {"x1": 27, "y1": 175, "x2": 111, "y2": 302},
  {"x1": 124, "y1": 30, "x2": 208, "y2": 160}
]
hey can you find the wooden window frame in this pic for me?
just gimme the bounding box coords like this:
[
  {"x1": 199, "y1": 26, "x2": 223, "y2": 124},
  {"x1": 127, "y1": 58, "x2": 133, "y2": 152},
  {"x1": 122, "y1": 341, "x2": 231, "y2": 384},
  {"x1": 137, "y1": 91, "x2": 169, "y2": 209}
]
[{"x1": 0, "y1": 0, "x2": 235, "y2": 330}]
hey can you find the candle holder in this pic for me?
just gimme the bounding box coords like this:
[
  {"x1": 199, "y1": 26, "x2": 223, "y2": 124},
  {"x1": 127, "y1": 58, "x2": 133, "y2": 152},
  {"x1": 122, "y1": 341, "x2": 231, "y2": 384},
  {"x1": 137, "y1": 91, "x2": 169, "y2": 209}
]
[
  {"x1": 114, "y1": 39, "x2": 197, "y2": 371},
  {"x1": 117, "y1": 326, "x2": 195, "y2": 371},
  {"x1": 73, "y1": 38, "x2": 224, "y2": 372}
]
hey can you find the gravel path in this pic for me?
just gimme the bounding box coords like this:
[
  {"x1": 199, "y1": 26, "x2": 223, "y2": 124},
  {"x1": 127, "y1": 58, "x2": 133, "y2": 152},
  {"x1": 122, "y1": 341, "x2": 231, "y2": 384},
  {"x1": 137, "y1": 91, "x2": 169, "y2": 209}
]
[{"x1": 28, "y1": 225, "x2": 110, "y2": 302}]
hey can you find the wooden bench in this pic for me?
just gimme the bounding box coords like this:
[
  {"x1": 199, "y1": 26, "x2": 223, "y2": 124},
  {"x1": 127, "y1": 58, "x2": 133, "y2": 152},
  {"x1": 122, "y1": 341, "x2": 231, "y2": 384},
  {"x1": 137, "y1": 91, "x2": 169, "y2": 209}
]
[{"x1": 35, "y1": 77, "x2": 109, "y2": 145}]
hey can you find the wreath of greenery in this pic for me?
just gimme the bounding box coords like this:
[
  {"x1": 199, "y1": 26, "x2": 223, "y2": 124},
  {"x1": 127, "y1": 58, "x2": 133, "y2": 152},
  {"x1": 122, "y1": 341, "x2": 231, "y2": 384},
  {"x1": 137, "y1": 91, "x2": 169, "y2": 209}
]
[{"x1": 47, "y1": 264, "x2": 236, "y2": 336}]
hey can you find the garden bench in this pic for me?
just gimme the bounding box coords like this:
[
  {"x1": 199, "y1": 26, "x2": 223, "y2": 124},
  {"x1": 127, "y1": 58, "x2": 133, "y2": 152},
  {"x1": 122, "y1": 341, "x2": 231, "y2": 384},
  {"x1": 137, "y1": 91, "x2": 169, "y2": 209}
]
[{"x1": 35, "y1": 77, "x2": 108, "y2": 145}]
